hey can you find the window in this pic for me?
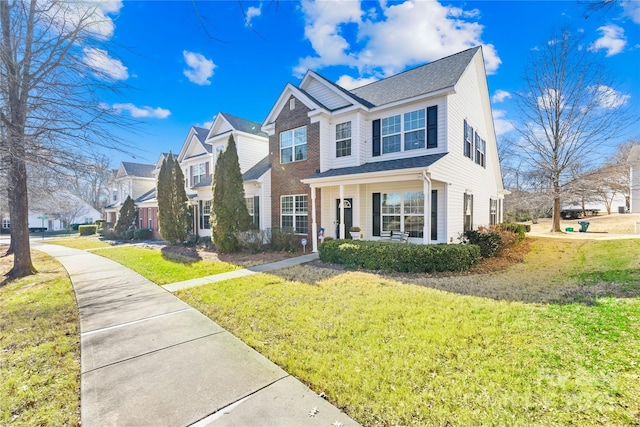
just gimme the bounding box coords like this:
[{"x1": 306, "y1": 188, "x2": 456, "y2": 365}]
[
  {"x1": 184, "y1": 169, "x2": 189, "y2": 187},
  {"x1": 280, "y1": 126, "x2": 307, "y2": 163},
  {"x1": 377, "y1": 107, "x2": 437, "y2": 155},
  {"x1": 464, "y1": 120, "x2": 473, "y2": 159},
  {"x1": 246, "y1": 197, "x2": 254, "y2": 217},
  {"x1": 281, "y1": 195, "x2": 308, "y2": 234},
  {"x1": 381, "y1": 115, "x2": 401, "y2": 154},
  {"x1": 404, "y1": 110, "x2": 425, "y2": 151},
  {"x1": 475, "y1": 135, "x2": 486, "y2": 167},
  {"x1": 380, "y1": 192, "x2": 425, "y2": 237},
  {"x1": 490, "y1": 199, "x2": 498, "y2": 225},
  {"x1": 464, "y1": 192, "x2": 474, "y2": 231},
  {"x1": 192, "y1": 163, "x2": 206, "y2": 185},
  {"x1": 335, "y1": 122, "x2": 352, "y2": 157},
  {"x1": 2, "y1": 218, "x2": 10, "y2": 228},
  {"x1": 147, "y1": 208, "x2": 153, "y2": 230},
  {"x1": 246, "y1": 196, "x2": 260, "y2": 228},
  {"x1": 199, "y1": 200, "x2": 211, "y2": 230},
  {"x1": 112, "y1": 190, "x2": 117, "y2": 202}
]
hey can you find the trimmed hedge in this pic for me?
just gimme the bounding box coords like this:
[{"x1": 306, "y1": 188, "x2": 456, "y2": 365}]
[
  {"x1": 464, "y1": 229, "x2": 502, "y2": 258},
  {"x1": 78, "y1": 225, "x2": 97, "y2": 236},
  {"x1": 133, "y1": 228, "x2": 153, "y2": 240},
  {"x1": 498, "y1": 223, "x2": 527, "y2": 241},
  {"x1": 319, "y1": 240, "x2": 480, "y2": 273}
]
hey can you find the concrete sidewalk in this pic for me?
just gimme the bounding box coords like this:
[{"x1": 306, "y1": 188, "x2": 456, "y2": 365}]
[{"x1": 32, "y1": 242, "x2": 357, "y2": 427}]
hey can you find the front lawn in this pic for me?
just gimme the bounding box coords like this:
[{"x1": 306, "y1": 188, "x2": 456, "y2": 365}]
[
  {"x1": 92, "y1": 246, "x2": 240, "y2": 285},
  {"x1": 176, "y1": 238, "x2": 640, "y2": 426},
  {"x1": 44, "y1": 236, "x2": 111, "y2": 250},
  {"x1": 0, "y1": 252, "x2": 80, "y2": 426}
]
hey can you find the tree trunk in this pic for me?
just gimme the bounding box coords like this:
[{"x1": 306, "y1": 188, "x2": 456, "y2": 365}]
[
  {"x1": 6, "y1": 156, "x2": 35, "y2": 278},
  {"x1": 551, "y1": 181, "x2": 562, "y2": 233}
]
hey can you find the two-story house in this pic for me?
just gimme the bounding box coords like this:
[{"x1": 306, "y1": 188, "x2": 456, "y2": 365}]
[
  {"x1": 177, "y1": 113, "x2": 270, "y2": 237},
  {"x1": 262, "y1": 46, "x2": 506, "y2": 251},
  {"x1": 104, "y1": 161, "x2": 156, "y2": 226}
]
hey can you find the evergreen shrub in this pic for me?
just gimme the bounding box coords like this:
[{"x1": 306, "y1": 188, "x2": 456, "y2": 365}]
[
  {"x1": 133, "y1": 228, "x2": 153, "y2": 240},
  {"x1": 319, "y1": 240, "x2": 480, "y2": 273},
  {"x1": 78, "y1": 225, "x2": 97, "y2": 236}
]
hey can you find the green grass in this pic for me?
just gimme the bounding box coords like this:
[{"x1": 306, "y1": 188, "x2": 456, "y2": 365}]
[
  {"x1": 92, "y1": 246, "x2": 240, "y2": 285},
  {"x1": 44, "y1": 237, "x2": 111, "y2": 250},
  {"x1": 176, "y1": 238, "x2": 640, "y2": 426},
  {"x1": 0, "y1": 252, "x2": 80, "y2": 426}
]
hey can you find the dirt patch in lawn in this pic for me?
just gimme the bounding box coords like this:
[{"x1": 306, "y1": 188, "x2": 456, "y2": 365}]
[{"x1": 159, "y1": 244, "x2": 298, "y2": 267}]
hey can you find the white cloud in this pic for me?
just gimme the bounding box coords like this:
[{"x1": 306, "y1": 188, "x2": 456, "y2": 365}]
[
  {"x1": 296, "y1": 0, "x2": 501, "y2": 78},
  {"x1": 588, "y1": 25, "x2": 626, "y2": 56},
  {"x1": 48, "y1": 1, "x2": 123, "y2": 40},
  {"x1": 112, "y1": 103, "x2": 171, "y2": 119},
  {"x1": 336, "y1": 74, "x2": 378, "y2": 90},
  {"x1": 183, "y1": 51, "x2": 216, "y2": 85},
  {"x1": 83, "y1": 47, "x2": 128, "y2": 80},
  {"x1": 492, "y1": 90, "x2": 512, "y2": 103},
  {"x1": 245, "y1": 5, "x2": 261, "y2": 26},
  {"x1": 622, "y1": 0, "x2": 640, "y2": 24},
  {"x1": 592, "y1": 85, "x2": 630, "y2": 109},
  {"x1": 492, "y1": 110, "x2": 514, "y2": 136}
]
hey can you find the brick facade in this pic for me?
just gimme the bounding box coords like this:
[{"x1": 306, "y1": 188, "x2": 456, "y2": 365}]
[{"x1": 269, "y1": 96, "x2": 321, "y2": 236}]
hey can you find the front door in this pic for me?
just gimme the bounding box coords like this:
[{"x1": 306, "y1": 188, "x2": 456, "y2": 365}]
[{"x1": 335, "y1": 198, "x2": 353, "y2": 238}]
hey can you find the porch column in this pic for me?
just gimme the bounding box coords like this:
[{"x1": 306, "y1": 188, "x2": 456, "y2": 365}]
[
  {"x1": 423, "y1": 172, "x2": 431, "y2": 244},
  {"x1": 339, "y1": 184, "x2": 345, "y2": 239},
  {"x1": 311, "y1": 186, "x2": 318, "y2": 252}
]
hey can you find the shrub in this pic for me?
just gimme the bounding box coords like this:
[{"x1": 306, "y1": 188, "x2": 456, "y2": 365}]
[
  {"x1": 319, "y1": 240, "x2": 480, "y2": 273},
  {"x1": 238, "y1": 229, "x2": 268, "y2": 253},
  {"x1": 78, "y1": 225, "x2": 97, "y2": 236},
  {"x1": 133, "y1": 228, "x2": 153, "y2": 240},
  {"x1": 268, "y1": 227, "x2": 299, "y2": 252},
  {"x1": 463, "y1": 229, "x2": 502, "y2": 258},
  {"x1": 101, "y1": 228, "x2": 118, "y2": 240},
  {"x1": 498, "y1": 223, "x2": 527, "y2": 242},
  {"x1": 122, "y1": 229, "x2": 134, "y2": 240}
]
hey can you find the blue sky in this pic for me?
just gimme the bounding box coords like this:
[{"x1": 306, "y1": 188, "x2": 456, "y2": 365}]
[{"x1": 91, "y1": 0, "x2": 640, "y2": 165}]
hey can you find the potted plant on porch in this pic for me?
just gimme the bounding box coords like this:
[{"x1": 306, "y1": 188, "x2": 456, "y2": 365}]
[{"x1": 349, "y1": 226, "x2": 361, "y2": 240}]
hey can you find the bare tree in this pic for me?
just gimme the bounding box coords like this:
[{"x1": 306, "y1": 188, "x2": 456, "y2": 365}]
[
  {"x1": 67, "y1": 154, "x2": 112, "y2": 211},
  {"x1": 512, "y1": 29, "x2": 632, "y2": 232},
  {"x1": 0, "y1": 1, "x2": 135, "y2": 277}
]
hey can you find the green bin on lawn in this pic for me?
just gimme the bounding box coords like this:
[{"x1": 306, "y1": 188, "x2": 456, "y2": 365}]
[{"x1": 578, "y1": 221, "x2": 590, "y2": 233}]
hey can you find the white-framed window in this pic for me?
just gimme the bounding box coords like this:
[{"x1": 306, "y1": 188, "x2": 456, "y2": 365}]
[
  {"x1": 379, "y1": 107, "x2": 437, "y2": 155},
  {"x1": 464, "y1": 192, "x2": 474, "y2": 231},
  {"x1": 464, "y1": 120, "x2": 473, "y2": 159},
  {"x1": 193, "y1": 163, "x2": 206, "y2": 185},
  {"x1": 112, "y1": 190, "x2": 118, "y2": 202},
  {"x1": 381, "y1": 115, "x2": 401, "y2": 154},
  {"x1": 336, "y1": 121, "x2": 352, "y2": 158},
  {"x1": 245, "y1": 197, "x2": 255, "y2": 217},
  {"x1": 281, "y1": 194, "x2": 308, "y2": 234},
  {"x1": 2, "y1": 218, "x2": 10, "y2": 228},
  {"x1": 184, "y1": 168, "x2": 189, "y2": 187},
  {"x1": 280, "y1": 126, "x2": 307, "y2": 164},
  {"x1": 404, "y1": 110, "x2": 425, "y2": 151},
  {"x1": 381, "y1": 192, "x2": 424, "y2": 238},
  {"x1": 199, "y1": 200, "x2": 211, "y2": 230},
  {"x1": 475, "y1": 134, "x2": 486, "y2": 167},
  {"x1": 148, "y1": 208, "x2": 153, "y2": 230},
  {"x1": 490, "y1": 198, "x2": 498, "y2": 225}
]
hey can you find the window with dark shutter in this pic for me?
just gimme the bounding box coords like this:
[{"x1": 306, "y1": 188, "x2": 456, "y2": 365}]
[
  {"x1": 253, "y1": 196, "x2": 260, "y2": 228},
  {"x1": 372, "y1": 120, "x2": 381, "y2": 157}
]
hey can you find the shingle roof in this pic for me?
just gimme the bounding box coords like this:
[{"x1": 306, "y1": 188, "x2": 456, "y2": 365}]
[
  {"x1": 305, "y1": 153, "x2": 448, "y2": 180},
  {"x1": 121, "y1": 162, "x2": 155, "y2": 178},
  {"x1": 135, "y1": 188, "x2": 156, "y2": 203},
  {"x1": 349, "y1": 46, "x2": 480, "y2": 107},
  {"x1": 243, "y1": 156, "x2": 270, "y2": 181},
  {"x1": 220, "y1": 113, "x2": 267, "y2": 137},
  {"x1": 192, "y1": 175, "x2": 212, "y2": 188}
]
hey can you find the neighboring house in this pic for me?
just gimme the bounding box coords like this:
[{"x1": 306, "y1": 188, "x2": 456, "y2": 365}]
[
  {"x1": 262, "y1": 46, "x2": 506, "y2": 251},
  {"x1": 177, "y1": 113, "x2": 269, "y2": 237},
  {"x1": 1, "y1": 191, "x2": 101, "y2": 232},
  {"x1": 630, "y1": 145, "x2": 640, "y2": 213},
  {"x1": 104, "y1": 161, "x2": 156, "y2": 226}
]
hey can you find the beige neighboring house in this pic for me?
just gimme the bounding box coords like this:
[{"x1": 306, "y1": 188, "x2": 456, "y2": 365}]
[
  {"x1": 630, "y1": 145, "x2": 640, "y2": 214},
  {"x1": 104, "y1": 161, "x2": 156, "y2": 226}
]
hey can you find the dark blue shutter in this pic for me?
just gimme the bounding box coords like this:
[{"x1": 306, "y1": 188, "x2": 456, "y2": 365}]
[
  {"x1": 372, "y1": 193, "x2": 381, "y2": 236},
  {"x1": 372, "y1": 120, "x2": 381, "y2": 157},
  {"x1": 427, "y1": 106, "x2": 437, "y2": 149},
  {"x1": 253, "y1": 196, "x2": 260, "y2": 228}
]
